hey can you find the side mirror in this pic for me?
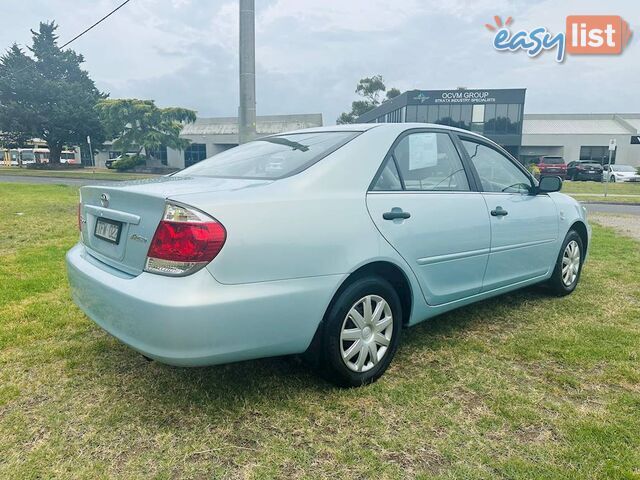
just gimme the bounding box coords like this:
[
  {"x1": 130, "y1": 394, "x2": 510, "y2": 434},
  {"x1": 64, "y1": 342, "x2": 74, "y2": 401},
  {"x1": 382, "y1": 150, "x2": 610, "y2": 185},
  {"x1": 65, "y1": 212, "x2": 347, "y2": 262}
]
[{"x1": 537, "y1": 175, "x2": 562, "y2": 193}]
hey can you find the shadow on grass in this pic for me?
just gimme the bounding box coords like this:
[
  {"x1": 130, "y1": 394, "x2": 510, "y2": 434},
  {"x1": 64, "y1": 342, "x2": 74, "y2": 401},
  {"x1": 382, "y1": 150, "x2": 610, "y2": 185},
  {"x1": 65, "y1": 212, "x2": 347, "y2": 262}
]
[{"x1": 69, "y1": 284, "x2": 553, "y2": 421}]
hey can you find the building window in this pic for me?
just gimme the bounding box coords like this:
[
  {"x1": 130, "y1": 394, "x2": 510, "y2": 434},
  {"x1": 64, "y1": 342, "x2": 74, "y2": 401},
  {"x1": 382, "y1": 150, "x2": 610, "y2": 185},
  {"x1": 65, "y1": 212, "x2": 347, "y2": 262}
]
[
  {"x1": 184, "y1": 143, "x2": 207, "y2": 167},
  {"x1": 507, "y1": 104, "x2": 521, "y2": 134},
  {"x1": 471, "y1": 105, "x2": 485, "y2": 133},
  {"x1": 416, "y1": 105, "x2": 428, "y2": 123},
  {"x1": 580, "y1": 146, "x2": 615, "y2": 164},
  {"x1": 147, "y1": 146, "x2": 168, "y2": 165},
  {"x1": 406, "y1": 105, "x2": 417, "y2": 122}
]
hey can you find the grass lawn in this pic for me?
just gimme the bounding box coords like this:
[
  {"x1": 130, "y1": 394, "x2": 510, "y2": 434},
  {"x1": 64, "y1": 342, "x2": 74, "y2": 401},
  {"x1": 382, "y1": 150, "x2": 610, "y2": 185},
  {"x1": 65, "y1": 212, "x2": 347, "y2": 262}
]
[
  {"x1": 561, "y1": 180, "x2": 640, "y2": 196},
  {"x1": 0, "y1": 166, "x2": 157, "y2": 181},
  {"x1": 1, "y1": 182, "x2": 639, "y2": 479}
]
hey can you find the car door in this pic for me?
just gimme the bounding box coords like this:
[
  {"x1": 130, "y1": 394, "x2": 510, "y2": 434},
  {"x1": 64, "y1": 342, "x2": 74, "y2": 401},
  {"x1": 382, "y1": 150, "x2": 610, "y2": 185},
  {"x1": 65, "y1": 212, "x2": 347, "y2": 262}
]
[
  {"x1": 366, "y1": 130, "x2": 491, "y2": 306},
  {"x1": 458, "y1": 136, "x2": 559, "y2": 291}
]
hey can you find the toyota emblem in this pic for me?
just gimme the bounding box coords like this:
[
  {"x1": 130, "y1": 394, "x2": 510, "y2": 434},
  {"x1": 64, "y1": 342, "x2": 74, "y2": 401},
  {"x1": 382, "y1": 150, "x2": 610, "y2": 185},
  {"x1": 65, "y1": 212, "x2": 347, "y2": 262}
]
[{"x1": 100, "y1": 193, "x2": 110, "y2": 208}]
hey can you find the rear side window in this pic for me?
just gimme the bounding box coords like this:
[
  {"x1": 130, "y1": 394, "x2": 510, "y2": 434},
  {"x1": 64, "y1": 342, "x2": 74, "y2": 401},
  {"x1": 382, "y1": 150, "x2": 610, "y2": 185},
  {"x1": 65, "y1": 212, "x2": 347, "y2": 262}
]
[
  {"x1": 373, "y1": 132, "x2": 469, "y2": 191},
  {"x1": 176, "y1": 131, "x2": 359, "y2": 180}
]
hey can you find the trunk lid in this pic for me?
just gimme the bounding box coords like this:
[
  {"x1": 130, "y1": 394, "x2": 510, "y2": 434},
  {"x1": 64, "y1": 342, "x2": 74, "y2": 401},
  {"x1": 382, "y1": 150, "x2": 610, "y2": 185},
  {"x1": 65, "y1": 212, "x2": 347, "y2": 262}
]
[{"x1": 79, "y1": 176, "x2": 271, "y2": 275}]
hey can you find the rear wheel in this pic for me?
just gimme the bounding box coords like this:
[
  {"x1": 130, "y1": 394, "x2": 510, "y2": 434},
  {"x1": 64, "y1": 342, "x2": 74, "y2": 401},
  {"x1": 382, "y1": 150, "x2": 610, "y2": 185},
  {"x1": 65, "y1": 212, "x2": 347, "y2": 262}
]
[
  {"x1": 547, "y1": 230, "x2": 584, "y2": 296},
  {"x1": 317, "y1": 276, "x2": 402, "y2": 387},
  {"x1": 610, "y1": 175, "x2": 616, "y2": 183}
]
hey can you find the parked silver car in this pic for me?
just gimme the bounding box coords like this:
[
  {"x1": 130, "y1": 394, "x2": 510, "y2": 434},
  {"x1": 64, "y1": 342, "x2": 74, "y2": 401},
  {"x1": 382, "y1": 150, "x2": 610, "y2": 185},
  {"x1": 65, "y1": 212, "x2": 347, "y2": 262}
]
[{"x1": 67, "y1": 124, "x2": 590, "y2": 386}]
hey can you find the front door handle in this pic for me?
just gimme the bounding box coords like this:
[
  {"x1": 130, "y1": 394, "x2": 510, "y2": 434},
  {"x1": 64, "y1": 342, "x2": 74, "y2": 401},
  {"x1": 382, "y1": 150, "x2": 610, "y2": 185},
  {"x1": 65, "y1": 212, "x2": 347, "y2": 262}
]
[
  {"x1": 490, "y1": 206, "x2": 508, "y2": 217},
  {"x1": 383, "y1": 208, "x2": 411, "y2": 220}
]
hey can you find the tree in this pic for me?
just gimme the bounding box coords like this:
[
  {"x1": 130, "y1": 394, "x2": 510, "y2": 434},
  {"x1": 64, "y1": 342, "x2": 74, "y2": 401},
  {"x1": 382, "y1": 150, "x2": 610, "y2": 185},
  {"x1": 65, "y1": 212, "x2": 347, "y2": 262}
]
[
  {"x1": 96, "y1": 99, "x2": 196, "y2": 163},
  {"x1": 0, "y1": 22, "x2": 106, "y2": 164},
  {"x1": 337, "y1": 75, "x2": 401, "y2": 124}
]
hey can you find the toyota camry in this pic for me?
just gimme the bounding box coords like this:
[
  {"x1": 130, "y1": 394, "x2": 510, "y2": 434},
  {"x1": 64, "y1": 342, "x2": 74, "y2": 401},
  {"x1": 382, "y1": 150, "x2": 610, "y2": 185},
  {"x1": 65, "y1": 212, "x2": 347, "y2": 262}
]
[{"x1": 66, "y1": 123, "x2": 590, "y2": 387}]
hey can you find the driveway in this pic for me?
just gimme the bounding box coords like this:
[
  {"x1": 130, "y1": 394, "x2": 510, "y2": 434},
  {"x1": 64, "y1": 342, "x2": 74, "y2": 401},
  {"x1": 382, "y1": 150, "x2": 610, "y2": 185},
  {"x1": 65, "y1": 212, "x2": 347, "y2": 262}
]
[{"x1": 584, "y1": 203, "x2": 640, "y2": 216}]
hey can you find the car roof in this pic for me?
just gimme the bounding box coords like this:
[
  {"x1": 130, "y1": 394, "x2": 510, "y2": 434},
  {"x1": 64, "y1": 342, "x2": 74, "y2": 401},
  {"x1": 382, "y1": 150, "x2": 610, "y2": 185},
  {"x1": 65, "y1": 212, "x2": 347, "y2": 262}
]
[{"x1": 271, "y1": 122, "x2": 494, "y2": 142}]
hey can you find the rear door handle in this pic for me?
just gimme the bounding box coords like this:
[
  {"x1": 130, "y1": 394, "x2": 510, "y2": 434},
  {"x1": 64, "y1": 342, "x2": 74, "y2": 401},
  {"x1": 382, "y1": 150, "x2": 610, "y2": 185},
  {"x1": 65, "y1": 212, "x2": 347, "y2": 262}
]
[
  {"x1": 490, "y1": 206, "x2": 508, "y2": 217},
  {"x1": 383, "y1": 208, "x2": 411, "y2": 220}
]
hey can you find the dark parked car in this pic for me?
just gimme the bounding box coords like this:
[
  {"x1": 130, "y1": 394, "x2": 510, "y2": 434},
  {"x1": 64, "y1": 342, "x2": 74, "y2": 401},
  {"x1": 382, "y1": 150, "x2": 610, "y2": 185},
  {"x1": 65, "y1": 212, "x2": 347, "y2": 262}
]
[
  {"x1": 535, "y1": 156, "x2": 567, "y2": 179},
  {"x1": 567, "y1": 161, "x2": 603, "y2": 181}
]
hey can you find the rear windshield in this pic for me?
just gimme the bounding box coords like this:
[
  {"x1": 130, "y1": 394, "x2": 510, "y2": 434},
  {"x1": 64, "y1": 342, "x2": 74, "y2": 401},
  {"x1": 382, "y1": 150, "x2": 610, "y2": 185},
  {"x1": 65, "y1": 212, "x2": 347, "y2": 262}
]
[
  {"x1": 542, "y1": 157, "x2": 564, "y2": 164},
  {"x1": 176, "y1": 131, "x2": 359, "y2": 179}
]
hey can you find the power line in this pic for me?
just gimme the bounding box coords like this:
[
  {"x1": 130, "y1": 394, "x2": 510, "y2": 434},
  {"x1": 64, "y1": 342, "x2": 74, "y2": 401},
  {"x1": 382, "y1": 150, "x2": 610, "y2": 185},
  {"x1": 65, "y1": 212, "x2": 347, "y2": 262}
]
[
  {"x1": 4, "y1": 0, "x2": 133, "y2": 76},
  {"x1": 61, "y1": 0, "x2": 133, "y2": 48}
]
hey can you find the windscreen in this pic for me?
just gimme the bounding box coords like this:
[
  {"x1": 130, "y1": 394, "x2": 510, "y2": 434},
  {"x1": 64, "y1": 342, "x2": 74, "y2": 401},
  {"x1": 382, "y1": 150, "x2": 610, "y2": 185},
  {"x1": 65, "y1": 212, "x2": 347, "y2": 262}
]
[{"x1": 176, "y1": 131, "x2": 359, "y2": 179}]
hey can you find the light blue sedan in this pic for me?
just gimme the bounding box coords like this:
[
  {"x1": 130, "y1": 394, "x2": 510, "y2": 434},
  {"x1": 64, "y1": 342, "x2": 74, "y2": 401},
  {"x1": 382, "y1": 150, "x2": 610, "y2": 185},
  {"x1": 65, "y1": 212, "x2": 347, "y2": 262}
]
[{"x1": 66, "y1": 124, "x2": 590, "y2": 386}]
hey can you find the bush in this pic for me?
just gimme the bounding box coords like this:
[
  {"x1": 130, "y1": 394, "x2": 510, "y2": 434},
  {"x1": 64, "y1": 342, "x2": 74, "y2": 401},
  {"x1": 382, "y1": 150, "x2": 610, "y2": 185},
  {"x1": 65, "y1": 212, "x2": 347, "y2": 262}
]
[
  {"x1": 113, "y1": 154, "x2": 146, "y2": 171},
  {"x1": 26, "y1": 163, "x2": 83, "y2": 170},
  {"x1": 527, "y1": 163, "x2": 541, "y2": 179}
]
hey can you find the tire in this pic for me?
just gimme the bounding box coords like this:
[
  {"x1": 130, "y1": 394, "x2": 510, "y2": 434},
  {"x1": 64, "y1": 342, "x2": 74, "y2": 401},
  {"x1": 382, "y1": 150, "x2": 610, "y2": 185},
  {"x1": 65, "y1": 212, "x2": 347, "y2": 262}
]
[
  {"x1": 547, "y1": 230, "x2": 584, "y2": 296},
  {"x1": 610, "y1": 176, "x2": 616, "y2": 183},
  {"x1": 316, "y1": 276, "x2": 402, "y2": 387}
]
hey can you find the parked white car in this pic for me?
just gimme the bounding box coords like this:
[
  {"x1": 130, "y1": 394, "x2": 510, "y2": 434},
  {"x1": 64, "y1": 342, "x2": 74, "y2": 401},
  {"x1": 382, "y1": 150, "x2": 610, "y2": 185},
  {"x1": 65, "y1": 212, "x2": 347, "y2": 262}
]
[{"x1": 603, "y1": 165, "x2": 640, "y2": 182}]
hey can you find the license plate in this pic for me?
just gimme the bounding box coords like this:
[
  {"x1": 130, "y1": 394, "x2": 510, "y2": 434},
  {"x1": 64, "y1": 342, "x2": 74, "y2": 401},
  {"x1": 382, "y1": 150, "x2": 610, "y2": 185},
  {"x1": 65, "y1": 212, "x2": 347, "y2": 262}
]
[{"x1": 94, "y1": 217, "x2": 122, "y2": 244}]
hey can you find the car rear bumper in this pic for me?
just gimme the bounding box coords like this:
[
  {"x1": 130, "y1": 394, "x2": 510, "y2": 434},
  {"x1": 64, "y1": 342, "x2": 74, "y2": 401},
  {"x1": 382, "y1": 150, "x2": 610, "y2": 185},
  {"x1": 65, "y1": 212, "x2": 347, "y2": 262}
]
[
  {"x1": 66, "y1": 243, "x2": 343, "y2": 366},
  {"x1": 575, "y1": 172, "x2": 602, "y2": 181}
]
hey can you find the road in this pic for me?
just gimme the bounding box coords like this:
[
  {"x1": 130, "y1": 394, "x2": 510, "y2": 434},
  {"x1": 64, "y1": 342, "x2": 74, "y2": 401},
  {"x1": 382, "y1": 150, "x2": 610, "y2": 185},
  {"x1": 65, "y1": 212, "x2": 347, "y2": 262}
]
[
  {"x1": 0, "y1": 175, "x2": 121, "y2": 186},
  {"x1": 584, "y1": 203, "x2": 640, "y2": 216}
]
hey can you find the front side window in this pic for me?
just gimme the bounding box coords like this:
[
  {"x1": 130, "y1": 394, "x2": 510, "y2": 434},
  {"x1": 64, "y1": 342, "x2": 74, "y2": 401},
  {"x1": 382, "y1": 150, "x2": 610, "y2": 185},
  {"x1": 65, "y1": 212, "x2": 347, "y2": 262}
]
[
  {"x1": 389, "y1": 132, "x2": 469, "y2": 191},
  {"x1": 461, "y1": 139, "x2": 531, "y2": 193},
  {"x1": 177, "y1": 132, "x2": 358, "y2": 179}
]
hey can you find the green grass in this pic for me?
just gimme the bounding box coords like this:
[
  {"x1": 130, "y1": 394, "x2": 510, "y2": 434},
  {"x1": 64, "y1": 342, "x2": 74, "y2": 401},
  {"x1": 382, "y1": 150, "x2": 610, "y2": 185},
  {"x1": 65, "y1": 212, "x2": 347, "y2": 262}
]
[
  {"x1": 561, "y1": 181, "x2": 640, "y2": 196},
  {"x1": 1, "y1": 182, "x2": 639, "y2": 479},
  {"x1": 0, "y1": 166, "x2": 156, "y2": 181}
]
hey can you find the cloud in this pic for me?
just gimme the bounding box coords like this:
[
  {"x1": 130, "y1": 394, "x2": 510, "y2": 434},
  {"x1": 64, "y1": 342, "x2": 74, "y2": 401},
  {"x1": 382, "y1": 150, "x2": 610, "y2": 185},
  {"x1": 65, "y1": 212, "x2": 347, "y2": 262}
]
[{"x1": 0, "y1": 0, "x2": 637, "y2": 123}]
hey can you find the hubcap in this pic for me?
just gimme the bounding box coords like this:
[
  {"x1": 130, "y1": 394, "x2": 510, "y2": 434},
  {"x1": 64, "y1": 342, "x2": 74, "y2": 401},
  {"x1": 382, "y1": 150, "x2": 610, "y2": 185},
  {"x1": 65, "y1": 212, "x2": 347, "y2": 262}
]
[
  {"x1": 340, "y1": 295, "x2": 393, "y2": 373},
  {"x1": 562, "y1": 240, "x2": 581, "y2": 286}
]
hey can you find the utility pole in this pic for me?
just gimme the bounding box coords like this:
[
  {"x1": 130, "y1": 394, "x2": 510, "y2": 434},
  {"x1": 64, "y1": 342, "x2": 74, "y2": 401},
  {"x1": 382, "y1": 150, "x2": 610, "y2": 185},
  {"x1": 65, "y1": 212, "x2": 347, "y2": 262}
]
[{"x1": 238, "y1": 0, "x2": 256, "y2": 144}]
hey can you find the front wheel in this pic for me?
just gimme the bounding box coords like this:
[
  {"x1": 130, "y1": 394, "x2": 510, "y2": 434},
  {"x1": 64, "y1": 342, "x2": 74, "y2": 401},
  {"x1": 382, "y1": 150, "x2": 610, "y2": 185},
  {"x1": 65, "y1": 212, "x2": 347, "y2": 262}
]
[
  {"x1": 317, "y1": 276, "x2": 402, "y2": 387},
  {"x1": 610, "y1": 176, "x2": 616, "y2": 183},
  {"x1": 547, "y1": 230, "x2": 584, "y2": 296}
]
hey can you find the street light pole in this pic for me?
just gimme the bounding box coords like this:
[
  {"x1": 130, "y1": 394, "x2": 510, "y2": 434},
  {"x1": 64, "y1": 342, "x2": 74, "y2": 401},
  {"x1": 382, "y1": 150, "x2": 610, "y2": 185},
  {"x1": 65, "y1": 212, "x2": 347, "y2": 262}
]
[
  {"x1": 87, "y1": 135, "x2": 95, "y2": 171},
  {"x1": 238, "y1": 0, "x2": 256, "y2": 144},
  {"x1": 604, "y1": 138, "x2": 616, "y2": 198}
]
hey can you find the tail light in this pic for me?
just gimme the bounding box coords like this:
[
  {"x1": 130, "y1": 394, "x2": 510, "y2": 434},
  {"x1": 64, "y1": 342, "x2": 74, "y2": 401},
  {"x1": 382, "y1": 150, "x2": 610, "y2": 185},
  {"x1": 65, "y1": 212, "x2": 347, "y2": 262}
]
[{"x1": 145, "y1": 202, "x2": 226, "y2": 276}]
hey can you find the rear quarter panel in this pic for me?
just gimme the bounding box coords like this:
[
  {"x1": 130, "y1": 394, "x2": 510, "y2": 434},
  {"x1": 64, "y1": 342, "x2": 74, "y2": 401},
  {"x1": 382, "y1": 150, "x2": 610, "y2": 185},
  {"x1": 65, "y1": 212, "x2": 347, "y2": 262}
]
[{"x1": 171, "y1": 126, "x2": 412, "y2": 285}]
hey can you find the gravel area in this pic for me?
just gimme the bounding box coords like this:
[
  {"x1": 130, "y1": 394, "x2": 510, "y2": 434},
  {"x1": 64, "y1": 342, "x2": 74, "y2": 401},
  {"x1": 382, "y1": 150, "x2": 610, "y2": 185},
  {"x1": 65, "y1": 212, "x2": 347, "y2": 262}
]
[{"x1": 589, "y1": 213, "x2": 640, "y2": 241}]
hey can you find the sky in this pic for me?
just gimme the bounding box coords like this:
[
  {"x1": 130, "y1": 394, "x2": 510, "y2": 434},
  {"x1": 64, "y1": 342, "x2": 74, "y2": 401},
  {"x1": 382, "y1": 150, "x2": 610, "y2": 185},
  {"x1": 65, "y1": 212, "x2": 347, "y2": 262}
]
[{"x1": 0, "y1": 0, "x2": 638, "y2": 125}]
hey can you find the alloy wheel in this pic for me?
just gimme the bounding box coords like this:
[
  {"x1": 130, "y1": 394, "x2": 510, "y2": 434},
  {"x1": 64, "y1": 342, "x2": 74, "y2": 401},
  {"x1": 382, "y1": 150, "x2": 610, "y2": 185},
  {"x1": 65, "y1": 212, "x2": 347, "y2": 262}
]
[{"x1": 339, "y1": 295, "x2": 393, "y2": 372}]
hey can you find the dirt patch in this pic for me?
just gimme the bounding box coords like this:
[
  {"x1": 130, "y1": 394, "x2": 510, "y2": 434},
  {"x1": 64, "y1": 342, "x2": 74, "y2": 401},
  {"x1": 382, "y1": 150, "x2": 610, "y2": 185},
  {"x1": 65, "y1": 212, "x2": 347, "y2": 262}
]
[{"x1": 589, "y1": 214, "x2": 640, "y2": 241}]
